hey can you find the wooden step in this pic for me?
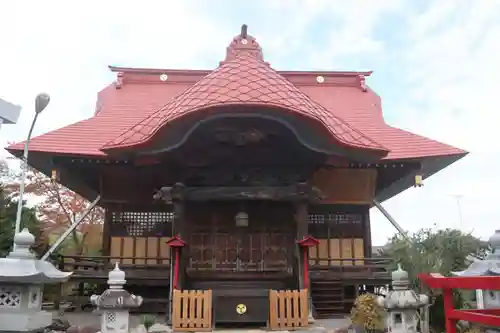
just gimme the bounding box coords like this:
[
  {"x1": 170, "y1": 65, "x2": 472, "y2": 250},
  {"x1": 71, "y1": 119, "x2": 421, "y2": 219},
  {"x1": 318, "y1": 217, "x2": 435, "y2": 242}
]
[
  {"x1": 312, "y1": 299, "x2": 345, "y2": 304},
  {"x1": 313, "y1": 295, "x2": 344, "y2": 302},
  {"x1": 314, "y1": 305, "x2": 345, "y2": 311},
  {"x1": 311, "y1": 280, "x2": 345, "y2": 318},
  {"x1": 311, "y1": 287, "x2": 343, "y2": 292}
]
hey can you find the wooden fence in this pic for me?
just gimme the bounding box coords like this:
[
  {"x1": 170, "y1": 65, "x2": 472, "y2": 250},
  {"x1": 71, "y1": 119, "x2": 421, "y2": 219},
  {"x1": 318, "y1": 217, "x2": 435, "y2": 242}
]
[
  {"x1": 172, "y1": 289, "x2": 213, "y2": 332},
  {"x1": 268, "y1": 289, "x2": 308, "y2": 330}
]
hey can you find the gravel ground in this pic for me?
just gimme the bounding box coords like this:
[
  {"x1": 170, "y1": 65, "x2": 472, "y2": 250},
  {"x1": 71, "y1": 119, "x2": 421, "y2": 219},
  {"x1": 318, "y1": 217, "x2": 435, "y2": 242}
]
[
  {"x1": 52, "y1": 311, "x2": 155, "y2": 329},
  {"x1": 54, "y1": 311, "x2": 351, "y2": 332}
]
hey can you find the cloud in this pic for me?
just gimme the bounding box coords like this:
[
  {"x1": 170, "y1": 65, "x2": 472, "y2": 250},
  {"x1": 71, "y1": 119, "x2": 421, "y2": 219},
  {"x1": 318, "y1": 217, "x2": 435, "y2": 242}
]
[{"x1": 1, "y1": 0, "x2": 499, "y2": 245}]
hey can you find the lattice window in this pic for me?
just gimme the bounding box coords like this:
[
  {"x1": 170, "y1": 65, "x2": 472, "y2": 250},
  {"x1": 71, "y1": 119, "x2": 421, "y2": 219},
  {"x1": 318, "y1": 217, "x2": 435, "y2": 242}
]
[
  {"x1": 112, "y1": 211, "x2": 174, "y2": 237},
  {"x1": 329, "y1": 213, "x2": 362, "y2": 225},
  {"x1": 308, "y1": 213, "x2": 325, "y2": 224},
  {"x1": 0, "y1": 286, "x2": 22, "y2": 308},
  {"x1": 106, "y1": 311, "x2": 116, "y2": 324},
  {"x1": 309, "y1": 213, "x2": 362, "y2": 225}
]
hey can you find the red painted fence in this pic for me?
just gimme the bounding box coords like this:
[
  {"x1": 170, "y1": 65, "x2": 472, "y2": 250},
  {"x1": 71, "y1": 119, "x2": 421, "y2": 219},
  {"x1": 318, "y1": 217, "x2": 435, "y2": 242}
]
[{"x1": 418, "y1": 273, "x2": 500, "y2": 333}]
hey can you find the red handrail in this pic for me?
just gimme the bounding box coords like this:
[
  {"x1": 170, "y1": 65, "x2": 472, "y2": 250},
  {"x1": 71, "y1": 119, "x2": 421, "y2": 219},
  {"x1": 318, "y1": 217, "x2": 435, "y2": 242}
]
[{"x1": 418, "y1": 273, "x2": 500, "y2": 332}]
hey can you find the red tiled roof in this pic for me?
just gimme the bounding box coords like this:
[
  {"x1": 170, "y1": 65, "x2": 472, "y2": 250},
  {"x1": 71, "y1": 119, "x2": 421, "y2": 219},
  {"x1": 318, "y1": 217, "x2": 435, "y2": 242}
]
[
  {"x1": 299, "y1": 85, "x2": 467, "y2": 159},
  {"x1": 7, "y1": 28, "x2": 466, "y2": 162},
  {"x1": 101, "y1": 53, "x2": 388, "y2": 154}
]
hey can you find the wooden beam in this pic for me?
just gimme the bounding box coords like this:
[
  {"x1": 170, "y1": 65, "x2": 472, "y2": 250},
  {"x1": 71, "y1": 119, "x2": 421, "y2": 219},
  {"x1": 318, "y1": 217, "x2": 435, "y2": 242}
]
[{"x1": 154, "y1": 183, "x2": 324, "y2": 203}]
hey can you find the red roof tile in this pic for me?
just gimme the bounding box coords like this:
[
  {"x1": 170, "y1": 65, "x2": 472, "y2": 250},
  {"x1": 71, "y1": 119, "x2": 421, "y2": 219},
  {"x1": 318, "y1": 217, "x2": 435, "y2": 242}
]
[
  {"x1": 7, "y1": 27, "x2": 466, "y2": 162},
  {"x1": 102, "y1": 52, "x2": 388, "y2": 154},
  {"x1": 299, "y1": 85, "x2": 467, "y2": 159}
]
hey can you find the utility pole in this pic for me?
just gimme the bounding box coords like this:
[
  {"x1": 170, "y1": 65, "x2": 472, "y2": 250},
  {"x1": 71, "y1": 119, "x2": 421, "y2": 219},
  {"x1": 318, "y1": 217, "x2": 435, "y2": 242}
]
[{"x1": 451, "y1": 194, "x2": 464, "y2": 228}]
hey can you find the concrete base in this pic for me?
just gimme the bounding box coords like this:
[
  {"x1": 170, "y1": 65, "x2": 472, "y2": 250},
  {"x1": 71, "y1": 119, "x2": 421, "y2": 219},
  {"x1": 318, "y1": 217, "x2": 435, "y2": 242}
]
[{"x1": 0, "y1": 310, "x2": 52, "y2": 332}]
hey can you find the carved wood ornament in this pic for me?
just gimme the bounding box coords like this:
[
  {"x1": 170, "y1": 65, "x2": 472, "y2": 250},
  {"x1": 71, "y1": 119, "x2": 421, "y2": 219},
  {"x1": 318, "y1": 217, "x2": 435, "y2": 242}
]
[{"x1": 153, "y1": 183, "x2": 324, "y2": 203}]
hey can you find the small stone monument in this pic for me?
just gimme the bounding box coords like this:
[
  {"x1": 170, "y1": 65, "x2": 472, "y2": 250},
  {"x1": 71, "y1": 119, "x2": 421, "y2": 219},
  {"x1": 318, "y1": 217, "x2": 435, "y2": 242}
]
[
  {"x1": 379, "y1": 264, "x2": 429, "y2": 333},
  {"x1": 90, "y1": 263, "x2": 143, "y2": 333},
  {"x1": 0, "y1": 228, "x2": 72, "y2": 332},
  {"x1": 452, "y1": 229, "x2": 500, "y2": 308}
]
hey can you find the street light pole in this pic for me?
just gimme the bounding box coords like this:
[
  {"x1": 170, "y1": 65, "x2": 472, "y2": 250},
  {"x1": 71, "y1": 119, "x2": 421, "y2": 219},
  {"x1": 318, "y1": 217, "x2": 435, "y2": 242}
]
[{"x1": 13, "y1": 93, "x2": 50, "y2": 250}]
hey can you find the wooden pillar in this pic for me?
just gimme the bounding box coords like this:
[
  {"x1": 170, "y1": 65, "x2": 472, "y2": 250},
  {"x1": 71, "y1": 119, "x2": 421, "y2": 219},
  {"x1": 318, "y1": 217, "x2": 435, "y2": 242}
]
[
  {"x1": 363, "y1": 207, "x2": 372, "y2": 257},
  {"x1": 171, "y1": 183, "x2": 187, "y2": 288},
  {"x1": 294, "y1": 200, "x2": 308, "y2": 289},
  {"x1": 101, "y1": 208, "x2": 113, "y2": 256},
  {"x1": 167, "y1": 183, "x2": 186, "y2": 324},
  {"x1": 294, "y1": 199, "x2": 315, "y2": 323}
]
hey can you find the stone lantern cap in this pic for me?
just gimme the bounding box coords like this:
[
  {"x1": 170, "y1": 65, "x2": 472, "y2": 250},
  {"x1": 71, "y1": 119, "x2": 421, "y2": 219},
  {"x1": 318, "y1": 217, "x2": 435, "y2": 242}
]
[
  {"x1": 392, "y1": 264, "x2": 409, "y2": 288},
  {"x1": 90, "y1": 263, "x2": 143, "y2": 309},
  {"x1": 452, "y1": 229, "x2": 500, "y2": 277},
  {"x1": 0, "y1": 228, "x2": 72, "y2": 284},
  {"x1": 382, "y1": 264, "x2": 429, "y2": 310}
]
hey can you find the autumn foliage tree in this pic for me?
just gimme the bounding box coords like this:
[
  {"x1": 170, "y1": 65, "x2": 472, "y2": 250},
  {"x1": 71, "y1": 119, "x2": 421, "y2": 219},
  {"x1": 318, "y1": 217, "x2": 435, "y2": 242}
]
[
  {"x1": 3, "y1": 160, "x2": 104, "y2": 256},
  {"x1": 0, "y1": 161, "x2": 47, "y2": 256}
]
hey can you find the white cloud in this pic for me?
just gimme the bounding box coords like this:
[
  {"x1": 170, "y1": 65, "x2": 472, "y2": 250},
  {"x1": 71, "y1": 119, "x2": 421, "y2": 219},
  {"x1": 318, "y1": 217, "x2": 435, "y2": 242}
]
[{"x1": 1, "y1": 1, "x2": 499, "y2": 246}]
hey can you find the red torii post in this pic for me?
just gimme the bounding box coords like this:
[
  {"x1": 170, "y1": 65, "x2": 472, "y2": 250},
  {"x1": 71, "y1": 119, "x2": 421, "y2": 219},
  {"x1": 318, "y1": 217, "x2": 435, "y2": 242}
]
[{"x1": 418, "y1": 273, "x2": 500, "y2": 333}]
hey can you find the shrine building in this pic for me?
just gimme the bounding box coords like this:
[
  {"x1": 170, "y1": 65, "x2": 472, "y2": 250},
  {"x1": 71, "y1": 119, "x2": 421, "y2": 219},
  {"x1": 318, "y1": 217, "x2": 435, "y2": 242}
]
[{"x1": 7, "y1": 25, "x2": 466, "y2": 323}]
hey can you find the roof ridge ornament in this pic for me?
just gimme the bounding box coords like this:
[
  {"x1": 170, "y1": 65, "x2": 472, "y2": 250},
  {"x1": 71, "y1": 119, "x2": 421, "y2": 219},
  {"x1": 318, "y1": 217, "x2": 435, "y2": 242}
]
[
  {"x1": 220, "y1": 24, "x2": 268, "y2": 66},
  {"x1": 357, "y1": 74, "x2": 368, "y2": 92},
  {"x1": 115, "y1": 72, "x2": 124, "y2": 89},
  {"x1": 241, "y1": 24, "x2": 248, "y2": 38}
]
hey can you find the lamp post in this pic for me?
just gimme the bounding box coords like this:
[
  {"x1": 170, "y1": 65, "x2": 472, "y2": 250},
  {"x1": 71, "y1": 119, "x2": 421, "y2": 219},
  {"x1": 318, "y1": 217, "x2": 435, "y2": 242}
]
[{"x1": 13, "y1": 93, "x2": 50, "y2": 249}]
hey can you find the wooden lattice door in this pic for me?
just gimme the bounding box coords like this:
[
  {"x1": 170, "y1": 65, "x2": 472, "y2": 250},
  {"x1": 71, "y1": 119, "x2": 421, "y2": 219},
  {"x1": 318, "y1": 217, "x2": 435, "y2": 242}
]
[{"x1": 187, "y1": 202, "x2": 294, "y2": 272}]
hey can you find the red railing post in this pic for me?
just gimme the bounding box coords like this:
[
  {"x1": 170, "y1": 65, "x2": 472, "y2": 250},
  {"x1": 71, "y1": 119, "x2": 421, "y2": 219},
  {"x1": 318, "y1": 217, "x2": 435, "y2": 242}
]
[
  {"x1": 297, "y1": 236, "x2": 319, "y2": 289},
  {"x1": 166, "y1": 235, "x2": 187, "y2": 290},
  {"x1": 442, "y1": 287, "x2": 457, "y2": 333}
]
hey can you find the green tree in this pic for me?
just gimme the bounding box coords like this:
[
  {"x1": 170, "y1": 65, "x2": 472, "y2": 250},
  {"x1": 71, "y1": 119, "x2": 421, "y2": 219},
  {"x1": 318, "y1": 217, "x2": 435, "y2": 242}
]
[
  {"x1": 381, "y1": 228, "x2": 487, "y2": 289},
  {"x1": 380, "y1": 228, "x2": 487, "y2": 333}
]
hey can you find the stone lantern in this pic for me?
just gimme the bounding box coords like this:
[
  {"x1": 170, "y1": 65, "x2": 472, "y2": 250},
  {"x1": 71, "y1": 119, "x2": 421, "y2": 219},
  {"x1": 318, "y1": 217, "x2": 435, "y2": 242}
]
[
  {"x1": 90, "y1": 263, "x2": 143, "y2": 333},
  {"x1": 379, "y1": 264, "x2": 429, "y2": 333},
  {"x1": 0, "y1": 228, "x2": 72, "y2": 333},
  {"x1": 452, "y1": 229, "x2": 500, "y2": 308}
]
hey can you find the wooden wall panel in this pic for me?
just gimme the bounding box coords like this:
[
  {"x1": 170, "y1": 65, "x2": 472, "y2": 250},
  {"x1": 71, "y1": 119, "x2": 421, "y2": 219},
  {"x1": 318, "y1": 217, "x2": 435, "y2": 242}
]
[
  {"x1": 309, "y1": 238, "x2": 364, "y2": 266},
  {"x1": 110, "y1": 236, "x2": 171, "y2": 264},
  {"x1": 135, "y1": 238, "x2": 146, "y2": 264},
  {"x1": 353, "y1": 238, "x2": 364, "y2": 266},
  {"x1": 122, "y1": 238, "x2": 134, "y2": 264},
  {"x1": 311, "y1": 168, "x2": 377, "y2": 204},
  {"x1": 328, "y1": 239, "x2": 341, "y2": 265}
]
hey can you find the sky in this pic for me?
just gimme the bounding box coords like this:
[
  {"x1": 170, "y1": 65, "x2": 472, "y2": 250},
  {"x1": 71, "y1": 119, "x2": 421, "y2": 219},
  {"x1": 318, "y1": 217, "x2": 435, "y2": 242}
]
[{"x1": 1, "y1": 0, "x2": 499, "y2": 245}]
